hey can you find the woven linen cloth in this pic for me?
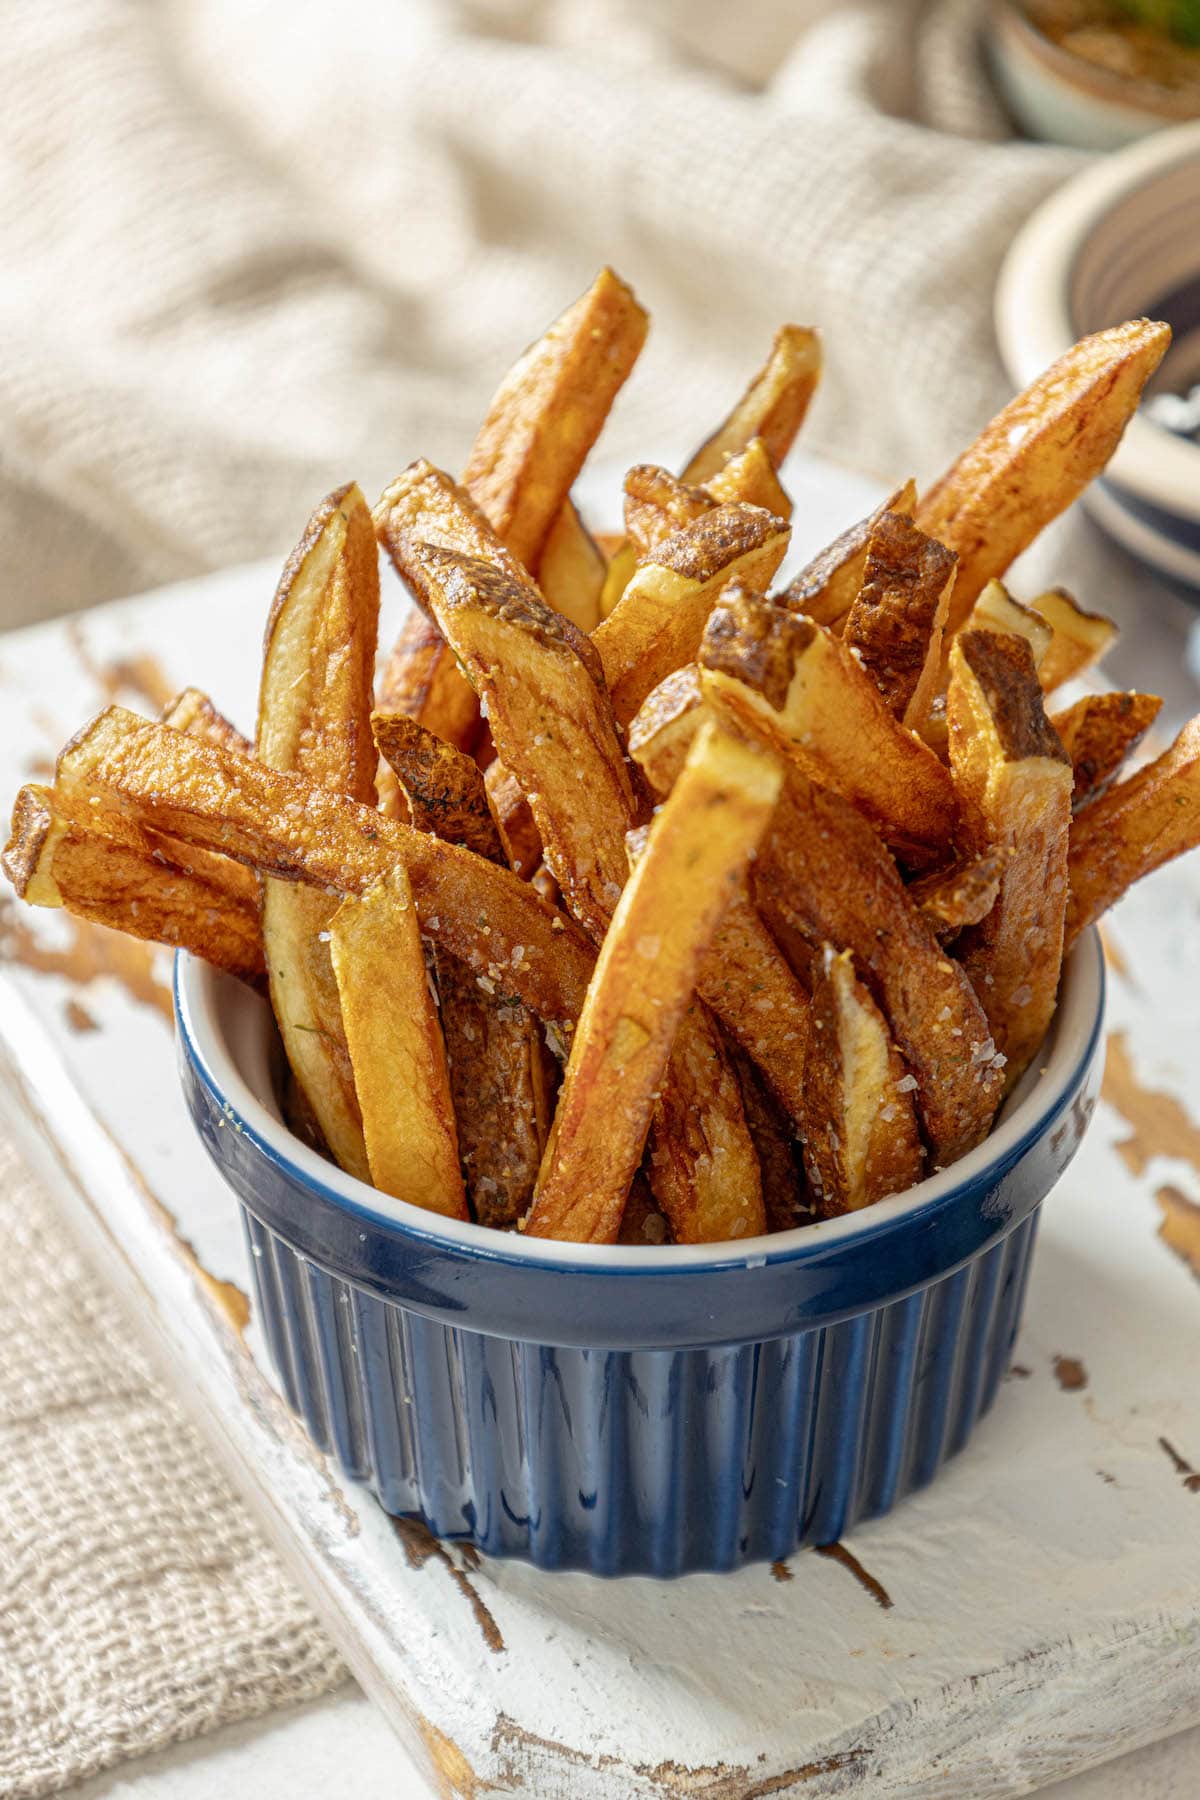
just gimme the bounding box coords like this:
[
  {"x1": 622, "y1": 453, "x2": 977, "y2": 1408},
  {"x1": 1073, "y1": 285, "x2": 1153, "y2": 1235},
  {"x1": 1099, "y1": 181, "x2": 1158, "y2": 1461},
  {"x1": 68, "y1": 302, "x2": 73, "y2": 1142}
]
[{"x1": 0, "y1": 1, "x2": 1094, "y2": 1791}]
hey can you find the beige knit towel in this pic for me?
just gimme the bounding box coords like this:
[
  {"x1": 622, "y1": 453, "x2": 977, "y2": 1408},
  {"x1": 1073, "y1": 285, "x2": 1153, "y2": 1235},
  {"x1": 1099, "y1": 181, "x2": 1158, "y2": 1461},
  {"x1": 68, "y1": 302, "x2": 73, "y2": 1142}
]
[{"x1": 0, "y1": 0, "x2": 1089, "y2": 1791}]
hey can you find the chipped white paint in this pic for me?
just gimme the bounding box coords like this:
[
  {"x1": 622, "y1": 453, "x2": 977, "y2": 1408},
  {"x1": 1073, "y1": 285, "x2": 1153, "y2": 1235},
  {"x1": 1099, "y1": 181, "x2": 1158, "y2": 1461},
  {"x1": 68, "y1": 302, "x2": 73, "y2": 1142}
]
[{"x1": 1, "y1": 457, "x2": 1199, "y2": 1799}]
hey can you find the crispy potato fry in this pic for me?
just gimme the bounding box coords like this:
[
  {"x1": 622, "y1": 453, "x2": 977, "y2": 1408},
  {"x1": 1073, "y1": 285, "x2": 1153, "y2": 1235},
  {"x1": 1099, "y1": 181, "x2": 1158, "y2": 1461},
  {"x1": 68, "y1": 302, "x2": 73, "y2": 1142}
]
[
  {"x1": 1051, "y1": 690, "x2": 1162, "y2": 809},
  {"x1": 406, "y1": 546, "x2": 634, "y2": 943},
  {"x1": 706, "y1": 437, "x2": 793, "y2": 519},
  {"x1": 371, "y1": 710, "x2": 550, "y2": 1226},
  {"x1": 484, "y1": 759, "x2": 544, "y2": 879},
  {"x1": 1029, "y1": 587, "x2": 1119, "y2": 695},
  {"x1": 594, "y1": 503, "x2": 791, "y2": 725},
  {"x1": 918, "y1": 320, "x2": 1170, "y2": 634},
  {"x1": 802, "y1": 948, "x2": 924, "y2": 1215},
  {"x1": 753, "y1": 771, "x2": 1004, "y2": 1164},
  {"x1": 843, "y1": 511, "x2": 957, "y2": 728},
  {"x1": 1066, "y1": 714, "x2": 1200, "y2": 947},
  {"x1": 160, "y1": 688, "x2": 251, "y2": 756},
  {"x1": 624, "y1": 465, "x2": 715, "y2": 559},
  {"x1": 598, "y1": 539, "x2": 639, "y2": 621},
  {"x1": 257, "y1": 483, "x2": 379, "y2": 1182},
  {"x1": 947, "y1": 631, "x2": 1073, "y2": 1083},
  {"x1": 683, "y1": 325, "x2": 822, "y2": 484},
  {"x1": 3, "y1": 783, "x2": 266, "y2": 988},
  {"x1": 728, "y1": 1044, "x2": 809, "y2": 1233},
  {"x1": 55, "y1": 708, "x2": 596, "y2": 1032},
  {"x1": 907, "y1": 851, "x2": 1003, "y2": 941},
  {"x1": 780, "y1": 482, "x2": 917, "y2": 630},
  {"x1": 462, "y1": 267, "x2": 648, "y2": 571},
  {"x1": 700, "y1": 583, "x2": 958, "y2": 867},
  {"x1": 525, "y1": 722, "x2": 781, "y2": 1243},
  {"x1": 966, "y1": 581, "x2": 1053, "y2": 671},
  {"x1": 330, "y1": 866, "x2": 467, "y2": 1218},
  {"x1": 534, "y1": 499, "x2": 606, "y2": 632},
  {"x1": 376, "y1": 607, "x2": 482, "y2": 756},
  {"x1": 626, "y1": 665, "x2": 708, "y2": 794}
]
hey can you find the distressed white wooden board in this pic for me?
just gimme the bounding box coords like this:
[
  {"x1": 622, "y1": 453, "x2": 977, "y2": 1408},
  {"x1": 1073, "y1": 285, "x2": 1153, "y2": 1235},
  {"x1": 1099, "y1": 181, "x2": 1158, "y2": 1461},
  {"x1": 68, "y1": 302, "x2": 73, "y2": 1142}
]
[{"x1": 2, "y1": 459, "x2": 1200, "y2": 1800}]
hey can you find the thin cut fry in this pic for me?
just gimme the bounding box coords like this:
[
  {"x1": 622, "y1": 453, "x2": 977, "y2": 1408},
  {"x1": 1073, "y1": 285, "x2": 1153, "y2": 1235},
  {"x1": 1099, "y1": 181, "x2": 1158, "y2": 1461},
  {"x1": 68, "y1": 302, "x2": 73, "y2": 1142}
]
[
  {"x1": 594, "y1": 503, "x2": 791, "y2": 725},
  {"x1": 462, "y1": 267, "x2": 648, "y2": 571},
  {"x1": 801, "y1": 948, "x2": 924, "y2": 1216},
  {"x1": 376, "y1": 608, "x2": 482, "y2": 756},
  {"x1": 683, "y1": 325, "x2": 822, "y2": 484},
  {"x1": 257, "y1": 483, "x2": 379, "y2": 1182},
  {"x1": 525, "y1": 722, "x2": 781, "y2": 1243},
  {"x1": 330, "y1": 866, "x2": 467, "y2": 1218},
  {"x1": 947, "y1": 631, "x2": 1073, "y2": 1083},
  {"x1": 3, "y1": 783, "x2": 265, "y2": 988},
  {"x1": 918, "y1": 320, "x2": 1170, "y2": 634},
  {"x1": 843, "y1": 511, "x2": 957, "y2": 728},
  {"x1": 372, "y1": 709, "x2": 550, "y2": 1226},
  {"x1": 1029, "y1": 587, "x2": 1119, "y2": 695},
  {"x1": 160, "y1": 689, "x2": 251, "y2": 756},
  {"x1": 55, "y1": 708, "x2": 596, "y2": 1032},
  {"x1": 780, "y1": 481, "x2": 917, "y2": 630},
  {"x1": 907, "y1": 851, "x2": 1003, "y2": 941},
  {"x1": 534, "y1": 499, "x2": 606, "y2": 632},
  {"x1": 1066, "y1": 714, "x2": 1200, "y2": 947},
  {"x1": 1051, "y1": 690, "x2": 1162, "y2": 809},
  {"x1": 700, "y1": 583, "x2": 958, "y2": 866}
]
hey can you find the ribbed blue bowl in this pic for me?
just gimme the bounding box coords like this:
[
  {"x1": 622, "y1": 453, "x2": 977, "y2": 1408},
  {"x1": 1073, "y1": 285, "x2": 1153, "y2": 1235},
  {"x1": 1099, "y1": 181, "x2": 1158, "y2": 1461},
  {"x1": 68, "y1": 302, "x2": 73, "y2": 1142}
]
[{"x1": 176, "y1": 934, "x2": 1104, "y2": 1576}]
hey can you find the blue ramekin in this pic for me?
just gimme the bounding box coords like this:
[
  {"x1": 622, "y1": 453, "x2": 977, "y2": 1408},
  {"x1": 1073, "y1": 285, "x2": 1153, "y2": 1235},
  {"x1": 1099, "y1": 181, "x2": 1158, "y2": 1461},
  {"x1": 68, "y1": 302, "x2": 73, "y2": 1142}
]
[{"x1": 176, "y1": 934, "x2": 1105, "y2": 1576}]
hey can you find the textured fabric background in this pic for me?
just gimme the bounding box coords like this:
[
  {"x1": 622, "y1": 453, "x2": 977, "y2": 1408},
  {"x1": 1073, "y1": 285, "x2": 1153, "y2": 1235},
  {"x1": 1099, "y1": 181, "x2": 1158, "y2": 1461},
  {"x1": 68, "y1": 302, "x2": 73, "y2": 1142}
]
[{"x1": 0, "y1": 1, "x2": 1093, "y2": 1791}]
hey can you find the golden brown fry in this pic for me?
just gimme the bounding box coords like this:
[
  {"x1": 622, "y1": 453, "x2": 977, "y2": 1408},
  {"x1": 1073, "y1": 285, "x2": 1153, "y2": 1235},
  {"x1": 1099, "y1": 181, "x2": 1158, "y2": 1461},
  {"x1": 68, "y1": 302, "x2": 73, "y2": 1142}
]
[
  {"x1": 257, "y1": 483, "x2": 379, "y2": 1183},
  {"x1": 407, "y1": 546, "x2": 634, "y2": 943},
  {"x1": 966, "y1": 581, "x2": 1053, "y2": 672},
  {"x1": 907, "y1": 851, "x2": 1003, "y2": 941},
  {"x1": 371, "y1": 710, "x2": 550, "y2": 1226},
  {"x1": 484, "y1": 760, "x2": 544, "y2": 879},
  {"x1": 706, "y1": 437, "x2": 793, "y2": 519},
  {"x1": 594, "y1": 503, "x2": 791, "y2": 726},
  {"x1": 683, "y1": 325, "x2": 822, "y2": 484},
  {"x1": 626, "y1": 665, "x2": 707, "y2": 794},
  {"x1": 947, "y1": 631, "x2": 1074, "y2": 1083},
  {"x1": 525, "y1": 723, "x2": 781, "y2": 1243},
  {"x1": 160, "y1": 688, "x2": 251, "y2": 756},
  {"x1": 623, "y1": 465, "x2": 714, "y2": 559},
  {"x1": 753, "y1": 771, "x2": 1004, "y2": 1165},
  {"x1": 3, "y1": 783, "x2": 265, "y2": 988},
  {"x1": 376, "y1": 608, "x2": 482, "y2": 756},
  {"x1": 330, "y1": 867, "x2": 467, "y2": 1218},
  {"x1": 1052, "y1": 690, "x2": 1162, "y2": 809},
  {"x1": 534, "y1": 499, "x2": 606, "y2": 632},
  {"x1": 462, "y1": 267, "x2": 648, "y2": 570},
  {"x1": 1029, "y1": 588, "x2": 1119, "y2": 695},
  {"x1": 801, "y1": 948, "x2": 924, "y2": 1216},
  {"x1": 700, "y1": 583, "x2": 958, "y2": 867},
  {"x1": 55, "y1": 708, "x2": 596, "y2": 1032},
  {"x1": 780, "y1": 481, "x2": 918, "y2": 630},
  {"x1": 1066, "y1": 714, "x2": 1200, "y2": 947},
  {"x1": 843, "y1": 511, "x2": 957, "y2": 728},
  {"x1": 728, "y1": 1045, "x2": 809, "y2": 1233},
  {"x1": 918, "y1": 320, "x2": 1170, "y2": 634}
]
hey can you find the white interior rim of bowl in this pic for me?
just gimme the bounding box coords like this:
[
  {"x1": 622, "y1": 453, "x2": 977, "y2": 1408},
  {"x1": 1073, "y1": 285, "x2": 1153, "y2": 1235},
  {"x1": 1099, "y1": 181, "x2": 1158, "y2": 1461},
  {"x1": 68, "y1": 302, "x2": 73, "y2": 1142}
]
[
  {"x1": 176, "y1": 932, "x2": 1104, "y2": 1273},
  {"x1": 993, "y1": 120, "x2": 1200, "y2": 520}
]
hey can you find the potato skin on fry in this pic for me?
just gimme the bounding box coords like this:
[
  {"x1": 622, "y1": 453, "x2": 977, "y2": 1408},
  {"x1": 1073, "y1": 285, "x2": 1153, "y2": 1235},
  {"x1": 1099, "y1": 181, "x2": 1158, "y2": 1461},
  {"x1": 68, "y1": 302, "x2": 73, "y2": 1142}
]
[
  {"x1": 843, "y1": 511, "x2": 956, "y2": 728},
  {"x1": 907, "y1": 851, "x2": 1003, "y2": 941},
  {"x1": 948, "y1": 631, "x2": 1073, "y2": 1085},
  {"x1": 1052, "y1": 691, "x2": 1162, "y2": 809},
  {"x1": 683, "y1": 325, "x2": 821, "y2": 485},
  {"x1": 376, "y1": 608, "x2": 482, "y2": 757},
  {"x1": 919, "y1": 319, "x2": 1170, "y2": 634},
  {"x1": 781, "y1": 482, "x2": 917, "y2": 632},
  {"x1": 1029, "y1": 588, "x2": 1119, "y2": 696}
]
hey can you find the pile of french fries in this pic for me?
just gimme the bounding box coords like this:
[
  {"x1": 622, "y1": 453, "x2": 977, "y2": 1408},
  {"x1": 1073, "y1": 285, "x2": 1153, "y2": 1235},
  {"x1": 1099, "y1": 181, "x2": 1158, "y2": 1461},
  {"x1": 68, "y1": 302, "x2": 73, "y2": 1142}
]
[{"x1": 6, "y1": 271, "x2": 1198, "y2": 1247}]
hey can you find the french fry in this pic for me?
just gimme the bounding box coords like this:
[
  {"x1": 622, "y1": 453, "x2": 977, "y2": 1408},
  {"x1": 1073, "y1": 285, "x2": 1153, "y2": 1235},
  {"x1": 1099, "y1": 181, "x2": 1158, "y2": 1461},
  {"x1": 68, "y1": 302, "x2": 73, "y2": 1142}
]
[
  {"x1": 1052, "y1": 690, "x2": 1162, "y2": 809},
  {"x1": 376, "y1": 608, "x2": 482, "y2": 756},
  {"x1": 623, "y1": 466, "x2": 714, "y2": 559},
  {"x1": 801, "y1": 948, "x2": 924, "y2": 1216},
  {"x1": 965, "y1": 581, "x2": 1053, "y2": 672},
  {"x1": 728, "y1": 1045, "x2": 809, "y2": 1233},
  {"x1": 918, "y1": 320, "x2": 1170, "y2": 635},
  {"x1": 616, "y1": 1169, "x2": 671, "y2": 1246},
  {"x1": 700, "y1": 583, "x2": 959, "y2": 867},
  {"x1": 706, "y1": 437, "x2": 793, "y2": 518},
  {"x1": 626, "y1": 665, "x2": 708, "y2": 794},
  {"x1": 257, "y1": 483, "x2": 379, "y2": 1183},
  {"x1": 462, "y1": 267, "x2": 648, "y2": 571},
  {"x1": 160, "y1": 688, "x2": 251, "y2": 756},
  {"x1": 1029, "y1": 587, "x2": 1119, "y2": 695},
  {"x1": 843, "y1": 511, "x2": 957, "y2": 729},
  {"x1": 3, "y1": 783, "x2": 265, "y2": 988},
  {"x1": 907, "y1": 851, "x2": 1003, "y2": 941},
  {"x1": 594, "y1": 503, "x2": 791, "y2": 725},
  {"x1": 753, "y1": 770, "x2": 1004, "y2": 1164},
  {"x1": 484, "y1": 760, "x2": 544, "y2": 879},
  {"x1": 525, "y1": 722, "x2": 781, "y2": 1243},
  {"x1": 1066, "y1": 714, "x2": 1200, "y2": 947},
  {"x1": 683, "y1": 325, "x2": 822, "y2": 484},
  {"x1": 372, "y1": 710, "x2": 550, "y2": 1226},
  {"x1": 780, "y1": 481, "x2": 917, "y2": 630},
  {"x1": 54, "y1": 708, "x2": 596, "y2": 1033},
  {"x1": 329, "y1": 867, "x2": 467, "y2": 1218},
  {"x1": 947, "y1": 631, "x2": 1074, "y2": 1083},
  {"x1": 534, "y1": 499, "x2": 606, "y2": 632}
]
